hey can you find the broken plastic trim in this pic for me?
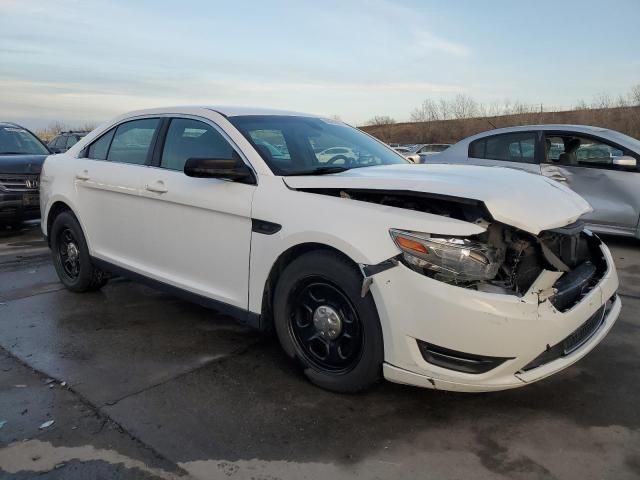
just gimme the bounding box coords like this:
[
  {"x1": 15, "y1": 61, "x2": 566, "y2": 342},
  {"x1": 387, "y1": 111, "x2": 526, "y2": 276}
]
[
  {"x1": 294, "y1": 188, "x2": 493, "y2": 223},
  {"x1": 358, "y1": 257, "x2": 399, "y2": 297},
  {"x1": 521, "y1": 295, "x2": 614, "y2": 371}
]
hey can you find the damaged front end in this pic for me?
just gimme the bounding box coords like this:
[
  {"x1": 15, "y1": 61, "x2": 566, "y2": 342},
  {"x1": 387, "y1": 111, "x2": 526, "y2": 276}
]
[
  {"x1": 327, "y1": 189, "x2": 607, "y2": 310},
  {"x1": 390, "y1": 222, "x2": 606, "y2": 309}
]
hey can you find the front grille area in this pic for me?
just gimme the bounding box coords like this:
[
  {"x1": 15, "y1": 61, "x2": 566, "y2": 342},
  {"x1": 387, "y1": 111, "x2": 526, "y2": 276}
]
[
  {"x1": 542, "y1": 230, "x2": 607, "y2": 312},
  {"x1": 521, "y1": 294, "x2": 615, "y2": 372},
  {"x1": 0, "y1": 174, "x2": 39, "y2": 192}
]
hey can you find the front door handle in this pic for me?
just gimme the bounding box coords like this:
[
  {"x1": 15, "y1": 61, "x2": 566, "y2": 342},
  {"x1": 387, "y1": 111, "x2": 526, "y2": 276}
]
[
  {"x1": 145, "y1": 181, "x2": 168, "y2": 194},
  {"x1": 75, "y1": 170, "x2": 90, "y2": 181}
]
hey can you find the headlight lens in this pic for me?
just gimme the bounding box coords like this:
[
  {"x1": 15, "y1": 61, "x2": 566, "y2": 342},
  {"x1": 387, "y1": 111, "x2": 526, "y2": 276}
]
[{"x1": 389, "y1": 229, "x2": 501, "y2": 284}]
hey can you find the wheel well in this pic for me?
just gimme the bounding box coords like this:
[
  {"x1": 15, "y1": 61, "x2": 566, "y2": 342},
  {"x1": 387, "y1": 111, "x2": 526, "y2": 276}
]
[
  {"x1": 260, "y1": 243, "x2": 360, "y2": 330},
  {"x1": 46, "y1": 201, "x2": 73, "y2": 245}
]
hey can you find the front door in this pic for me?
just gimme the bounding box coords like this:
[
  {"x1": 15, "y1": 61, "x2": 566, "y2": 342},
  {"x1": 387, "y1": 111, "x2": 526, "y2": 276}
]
[
  {"x1": 541, "y1": 132, "x2": 640, "y2": 234},
  {"x1": 137, "y1": 117, "x2": 255, "y2": 309}
]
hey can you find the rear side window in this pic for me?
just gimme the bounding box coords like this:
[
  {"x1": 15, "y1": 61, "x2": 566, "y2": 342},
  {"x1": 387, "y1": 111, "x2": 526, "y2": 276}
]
[
  {"x1": 107, "y1": 118, "x2": 159, "y2": 165},
  {"x1": 161, "y1": 118, "x2": 234, "y2": 171},
  {"x1": 87, "y1": 129, "x2": 115, "y2": 160},
  {"x1": 469, "y1": 132, "x2": 537, "y2": 163}
]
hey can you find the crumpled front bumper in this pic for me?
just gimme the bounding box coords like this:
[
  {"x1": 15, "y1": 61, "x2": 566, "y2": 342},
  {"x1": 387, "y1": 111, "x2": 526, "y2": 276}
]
[{"x1": 370, "y1": 242, "x2": 620, "y2": 392}]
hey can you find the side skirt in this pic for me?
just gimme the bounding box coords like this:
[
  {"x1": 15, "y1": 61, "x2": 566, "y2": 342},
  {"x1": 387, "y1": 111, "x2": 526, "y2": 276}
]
[{"x1": 91, "y1": 257, "x2": 263, "y2": 330}]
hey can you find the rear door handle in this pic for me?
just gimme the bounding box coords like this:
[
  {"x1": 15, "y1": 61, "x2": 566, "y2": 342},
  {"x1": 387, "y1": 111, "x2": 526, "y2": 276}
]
[
  {"x1": 145, "y1": 181, "x2": 168, "y2": 193},
  {"x1": 75, "y1": 170, "x2": 90, "y2": 181}
]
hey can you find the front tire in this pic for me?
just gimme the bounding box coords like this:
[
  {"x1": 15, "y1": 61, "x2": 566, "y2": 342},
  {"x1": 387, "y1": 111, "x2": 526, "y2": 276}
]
[
  {"x1": 50, "y1": 211, "x2": 109, "y2": 292},
  {"x1": 273, "y1": 250, "x2": 384, "y2": 392}
]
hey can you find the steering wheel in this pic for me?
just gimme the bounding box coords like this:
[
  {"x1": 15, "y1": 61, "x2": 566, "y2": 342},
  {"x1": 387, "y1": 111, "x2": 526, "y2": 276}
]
[{"x1": 326, "y1": 155, "x2": 353, "y2": 166}]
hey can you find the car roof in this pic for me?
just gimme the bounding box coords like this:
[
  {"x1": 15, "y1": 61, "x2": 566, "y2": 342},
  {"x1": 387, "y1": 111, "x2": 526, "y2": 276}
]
[
  {"x1": 440, "y1": 124, "x2": 639, "y2": 156},
  {"x1": 114, "y1": 106, "x2": 324, "y2": 119},
  {"x1": 0, "y1": 122, "x2": 26, "y2": 129}
]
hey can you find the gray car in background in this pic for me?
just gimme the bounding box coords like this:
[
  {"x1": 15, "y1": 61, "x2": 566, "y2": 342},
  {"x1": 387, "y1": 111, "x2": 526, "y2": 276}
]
[{"x1": 430, "y1": 125, "x2": 640, "y2": 238}]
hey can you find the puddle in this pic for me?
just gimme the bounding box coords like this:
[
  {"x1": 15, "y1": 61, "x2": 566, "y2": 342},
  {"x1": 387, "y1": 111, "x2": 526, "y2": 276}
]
[{"x1": 0, "y1": 439, "x2": 184, "y2": 479}]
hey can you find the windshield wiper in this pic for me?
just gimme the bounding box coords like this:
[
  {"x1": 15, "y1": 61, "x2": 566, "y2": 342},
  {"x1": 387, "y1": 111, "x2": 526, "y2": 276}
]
[
  {"x1": 285, "y1": 166, "x2": 350, "y2": 176},
  {"x1": 0, "y1": 151, "x2": 27, "y2": 155}
]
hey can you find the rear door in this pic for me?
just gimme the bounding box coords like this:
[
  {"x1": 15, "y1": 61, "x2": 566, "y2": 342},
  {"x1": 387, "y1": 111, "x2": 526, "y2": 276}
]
[
  {"x1": 541, "y1": 131, "x2": 640, "y2": 234},
  {"x1": 462, "y1": 131, "x2": 542, "y2": 174},
  {"x1": 136, "y1": 116, "x2": 255, "y2": 309},
  {"x1": 75, "y1": 117, "x2": 160, "y2": 267}
]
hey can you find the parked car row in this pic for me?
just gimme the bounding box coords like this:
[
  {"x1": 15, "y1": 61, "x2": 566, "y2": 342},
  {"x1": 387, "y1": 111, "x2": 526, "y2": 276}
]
[
  {"x1": 393, "y1": 143, "x2": 451, "y2": 163},
  {"x1": 38, "y1": 106, "x2": 621, "y2": 393},
  {"x1": 0, "y1": 122, "x2": 50, "y2": 226}
]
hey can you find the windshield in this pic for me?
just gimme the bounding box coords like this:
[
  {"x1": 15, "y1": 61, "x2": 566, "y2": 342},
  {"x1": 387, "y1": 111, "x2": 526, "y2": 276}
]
[
  {"x1": 229, "y1": 115, "x2": 408, "y2": 175},
  {"x1": 0, "y1": 126, "x2": 49, "y2": 155}
]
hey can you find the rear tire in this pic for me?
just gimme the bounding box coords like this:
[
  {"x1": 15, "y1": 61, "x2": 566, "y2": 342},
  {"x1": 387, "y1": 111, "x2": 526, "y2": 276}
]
[
  {"x1": 273, "y1": 250, "x2": 384, "y2": 393},
  {"x1": 50, "y1": 211, "x2": 109, "y2": 292}
]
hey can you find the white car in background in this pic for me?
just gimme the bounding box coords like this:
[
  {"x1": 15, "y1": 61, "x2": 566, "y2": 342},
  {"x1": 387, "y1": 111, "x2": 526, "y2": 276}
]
[
  {"x1": 40, "y1": 107, "x2": 620, "y2": 393},
  {"x1": 430, "y1": 125, "x2": 640, "y2": 238},
  {"x1": 315, "y1": 146, "x2": 358, "y2": 164},
  {"x1": 393, "y1": 146, "x2": 420, "y2": 163}
]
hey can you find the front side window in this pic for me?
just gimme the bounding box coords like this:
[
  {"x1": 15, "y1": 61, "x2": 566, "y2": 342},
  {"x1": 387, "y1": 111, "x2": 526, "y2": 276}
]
[
  {"x1": 107, "y1": 118, "x2": 159, "y2": 165},
  {"x1": 87, "y1": 128, "x2": 115, "y2": 160},
  {"x1": 545, "y1": 134, "x2": 626, "y2": 169},
  {"x1": 469, "y1": 132, "x2": 537, "y2": 163},
  {"x1": 0, "y1": 126, "x2": 49, "y2": 155},
  {"x1": 161, "y1": 118, "x2": 234, "y2": 171},
  {"x1": 229, "y1": 115, "x2": 407, "y2": 175}
]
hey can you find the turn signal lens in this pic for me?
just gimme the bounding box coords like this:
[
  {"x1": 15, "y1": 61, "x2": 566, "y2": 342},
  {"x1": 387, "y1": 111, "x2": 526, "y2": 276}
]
[
  {"x1": 389, "y1": 229, "x2": 501, "y2": 284},
  {"x1": 396, "y1": 236, "x2": 429, "y2": 255}
]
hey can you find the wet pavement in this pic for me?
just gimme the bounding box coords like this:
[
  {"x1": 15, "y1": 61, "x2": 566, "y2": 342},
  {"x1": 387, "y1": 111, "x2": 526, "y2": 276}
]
[{"x1": 0, "y1": 223, "x2": 639, "y2": 479}]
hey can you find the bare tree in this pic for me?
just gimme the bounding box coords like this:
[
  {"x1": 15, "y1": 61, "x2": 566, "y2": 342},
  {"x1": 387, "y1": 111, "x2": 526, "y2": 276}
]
[
  {"x1": 451, "y1": 94, "x2": 477, "y2": 119},
  {"x1": 591, "y1": 92, "x2": 612, "y2": 109},
  {"x1": 630, "y1": 84, "x2": 640, "y2": 106},
  {"x1": 573, "y1": 99, "x2": 588, "y2": 111},
  {"x1": 410, "y1": 98, "x2": 442, "y2": 122},
  {"x1": 365, "y1": 115, "x2": 396, "y2": 126},
  {"x1": 438, "y1": 99, "x2": 451, "y2": 120}
]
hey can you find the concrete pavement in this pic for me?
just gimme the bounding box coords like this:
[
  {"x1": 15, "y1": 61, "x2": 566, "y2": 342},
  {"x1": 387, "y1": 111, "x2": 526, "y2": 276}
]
[{"x1": 1, "y1": 223, "x2": 639, "y2": 479}]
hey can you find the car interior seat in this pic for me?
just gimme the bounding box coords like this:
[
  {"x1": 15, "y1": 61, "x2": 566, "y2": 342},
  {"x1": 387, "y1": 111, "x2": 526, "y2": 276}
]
[{"x1": 558, "y1": 138, "x2": 581, "y2": 165}]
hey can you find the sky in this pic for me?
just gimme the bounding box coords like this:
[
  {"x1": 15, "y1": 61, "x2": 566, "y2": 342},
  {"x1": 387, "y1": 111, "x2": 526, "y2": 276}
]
[{"x1": 1, "y1": 0, "x2": 639, "y2": 129}]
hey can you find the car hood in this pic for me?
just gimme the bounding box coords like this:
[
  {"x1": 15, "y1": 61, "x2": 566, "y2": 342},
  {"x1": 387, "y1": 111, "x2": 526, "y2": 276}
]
[
  {"x1": 0, "y1": 155, "x2": 47, "y2": 174},
  {"x1": 283, "y1": 164, "x2": 592, "y2": 235}
]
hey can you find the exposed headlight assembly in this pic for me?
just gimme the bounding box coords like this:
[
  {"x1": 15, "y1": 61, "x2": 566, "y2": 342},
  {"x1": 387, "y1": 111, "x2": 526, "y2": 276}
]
[{"x1": 389, "y1": 229, "x2": 501, "y2": 284}]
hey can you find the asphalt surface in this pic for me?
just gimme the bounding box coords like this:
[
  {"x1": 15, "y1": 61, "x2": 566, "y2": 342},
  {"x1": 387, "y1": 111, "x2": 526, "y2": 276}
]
[{"x1": 0, "y1": 222, "x2": 639, "y2": 480}]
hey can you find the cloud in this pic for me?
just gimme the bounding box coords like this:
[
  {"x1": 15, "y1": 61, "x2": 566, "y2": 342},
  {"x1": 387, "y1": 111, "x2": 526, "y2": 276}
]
[{"x1": 410, "y1": 30, "x2": 469, "y2": 57}]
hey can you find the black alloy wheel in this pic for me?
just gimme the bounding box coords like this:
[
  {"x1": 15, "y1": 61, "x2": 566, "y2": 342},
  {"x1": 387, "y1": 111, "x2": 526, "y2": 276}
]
[{"x1": 289, "y1": 278, "x2": 363, "y2": 374}]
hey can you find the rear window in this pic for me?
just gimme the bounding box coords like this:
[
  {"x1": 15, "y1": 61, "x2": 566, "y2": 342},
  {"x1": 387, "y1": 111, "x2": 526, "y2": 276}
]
[
  {"x1": 106, "y1": 119, "x2": 159, "y2": 165},
  {"x1": 469, "y1": 132, "x2": 537, "y2": 163}
]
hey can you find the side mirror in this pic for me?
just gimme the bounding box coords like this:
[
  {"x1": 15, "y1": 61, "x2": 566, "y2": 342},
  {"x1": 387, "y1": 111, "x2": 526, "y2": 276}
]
[
  {"x1": 184, "y1": 152, "x2": 256, "y2": 184},
  {"x1": 612, "y1": 155, "x2": 637, "y2": 168}
]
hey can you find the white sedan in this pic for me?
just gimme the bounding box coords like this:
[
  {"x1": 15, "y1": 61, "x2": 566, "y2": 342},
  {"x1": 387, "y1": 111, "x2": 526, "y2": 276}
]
[{"x1": 40, "y1": 107, "x2": 620, "y2": 393}]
